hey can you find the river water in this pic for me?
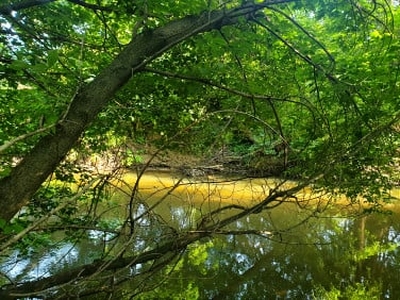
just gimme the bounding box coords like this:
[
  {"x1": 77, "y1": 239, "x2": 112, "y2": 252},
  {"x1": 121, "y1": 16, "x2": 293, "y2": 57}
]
[{"x1": 1, "y1": 171, "x2": 400, "y2": 299}]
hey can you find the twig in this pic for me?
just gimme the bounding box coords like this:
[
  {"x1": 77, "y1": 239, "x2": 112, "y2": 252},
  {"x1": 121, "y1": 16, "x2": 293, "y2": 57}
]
[
  {"x1": 0, "y1": 124, "x2": 55, "y2": 153},
  {"x1": 0, "y1": 178, "x2": 99, "y2": 252}
]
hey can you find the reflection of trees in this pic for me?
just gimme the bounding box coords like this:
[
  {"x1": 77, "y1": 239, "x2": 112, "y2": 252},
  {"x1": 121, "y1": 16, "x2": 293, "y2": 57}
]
[
  {"x1": 2, "y1": 173, "x2": 400, "y2": 298},
  {"x1": 1, "y1": 0, "x2": 399, "y2": 297},
  {"x1": 133, "y1": 201, "x2": 400, "y2": 299},
  {"x1": 313, "y1": 212, "x2": 400, "y2": 298},
  {"x1": 352, "y1": 213, "x2": 399, "y2": 298}
]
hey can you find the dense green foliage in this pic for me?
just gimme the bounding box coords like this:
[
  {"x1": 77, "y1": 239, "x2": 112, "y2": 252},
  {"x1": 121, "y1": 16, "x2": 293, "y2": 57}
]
[{"x1": 0, "y1": 0, "x2": 400, "y2": 298}]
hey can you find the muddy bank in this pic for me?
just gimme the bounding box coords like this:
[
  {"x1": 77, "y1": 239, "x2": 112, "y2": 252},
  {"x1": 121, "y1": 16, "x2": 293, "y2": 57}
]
[
  {"x1": 130, "y1": 148, "x2": 289, "y2": 178},
  {"x1": 65, "y1": 144, "x2": 290, "y2": 179}
]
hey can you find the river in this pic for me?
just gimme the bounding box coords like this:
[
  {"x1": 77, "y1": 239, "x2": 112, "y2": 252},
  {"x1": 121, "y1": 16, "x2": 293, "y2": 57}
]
[{"x1": 1, "y1": 171, "x2": 400, "y2": 299}]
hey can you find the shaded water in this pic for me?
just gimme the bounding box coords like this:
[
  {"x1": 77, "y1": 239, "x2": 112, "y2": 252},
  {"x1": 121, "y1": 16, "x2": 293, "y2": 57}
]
[
  {"x1": 126, "y1": 173, "x2": 400, "y2": 299},
  {"x1": 143, "y1": 205, "x2": 400, "y2": 299},
  {"x1": 2, "y1": 172, "x2": 400, "y2": 299}
]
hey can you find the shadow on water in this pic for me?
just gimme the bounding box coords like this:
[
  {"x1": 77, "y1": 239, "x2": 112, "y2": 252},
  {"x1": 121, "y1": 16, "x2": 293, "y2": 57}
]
[{"x1": 2, "y1": 171, "x2": 400, "y2": 299}]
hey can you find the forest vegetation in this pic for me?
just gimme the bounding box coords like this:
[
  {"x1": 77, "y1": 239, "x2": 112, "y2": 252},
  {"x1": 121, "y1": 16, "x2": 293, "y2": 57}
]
[{"x1": 0, "y1": 0, "x2": 400, "y2": 298}]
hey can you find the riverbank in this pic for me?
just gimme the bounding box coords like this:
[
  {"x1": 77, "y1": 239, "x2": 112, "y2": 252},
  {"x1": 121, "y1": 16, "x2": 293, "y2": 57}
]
[
  {"x1": 67, "y1": 144, "x2": 289, "y2": 178},
  {"x1": 128, "y1": 146, "x2": 289, "y2": 178}
]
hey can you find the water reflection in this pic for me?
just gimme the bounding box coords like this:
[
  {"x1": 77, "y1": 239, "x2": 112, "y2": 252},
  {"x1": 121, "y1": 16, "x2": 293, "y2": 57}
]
[
  {"x1": 1, "y1": 173, "x2": 400, "y2": 299},
  {"x1": 1, "y1": 243, "x2": 80, "y2": 282},
  {"x1": 134, "y1": 201, "x2": 400, "y2": 299}
]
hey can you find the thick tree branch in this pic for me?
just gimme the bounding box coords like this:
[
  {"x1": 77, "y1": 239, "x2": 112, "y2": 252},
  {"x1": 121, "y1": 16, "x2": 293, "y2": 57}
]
[
  {"x1": 0, "y1": 0, "x2": 112, "y2": 14},
  {"x1": 0, "y1": 0, "x2": 56, "y2": 14},
  {"x1": 0, "y1": 1, "x2": 295, "y2": 222}
]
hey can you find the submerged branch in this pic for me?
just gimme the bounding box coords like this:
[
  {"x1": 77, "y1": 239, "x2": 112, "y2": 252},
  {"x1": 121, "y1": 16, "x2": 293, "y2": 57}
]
[
  {"x1": 0, "y1": 176, "x2": 316, "y2": 298},
  {"x1": 0, "y1": 231, "x2": 209, "y2": 298}
]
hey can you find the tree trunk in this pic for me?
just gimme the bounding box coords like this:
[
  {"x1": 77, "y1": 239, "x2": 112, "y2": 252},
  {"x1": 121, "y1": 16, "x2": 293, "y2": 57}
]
[{"x1": 0, "y1": 3, "x2": 269, "y2": 222}]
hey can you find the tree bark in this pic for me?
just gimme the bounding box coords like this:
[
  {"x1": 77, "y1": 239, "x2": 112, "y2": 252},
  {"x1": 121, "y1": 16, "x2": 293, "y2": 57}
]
[
  {"x1": 0, "y1": 2, "x2": 279, "y2": 222},
  {"x1": 0, "y1": 0, "x2": 57, "y2": 14}
]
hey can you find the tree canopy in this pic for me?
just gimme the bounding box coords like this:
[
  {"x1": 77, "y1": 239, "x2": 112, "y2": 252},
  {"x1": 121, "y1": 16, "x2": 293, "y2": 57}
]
[{"x1": 0, "y1": 0, "x2": 400, "y2": 298}]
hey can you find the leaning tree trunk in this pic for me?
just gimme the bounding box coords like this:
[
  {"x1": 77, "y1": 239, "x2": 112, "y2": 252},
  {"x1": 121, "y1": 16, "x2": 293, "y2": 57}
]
[{"x1": 0, "y1": 3, "x2": 271, "y2": 222}]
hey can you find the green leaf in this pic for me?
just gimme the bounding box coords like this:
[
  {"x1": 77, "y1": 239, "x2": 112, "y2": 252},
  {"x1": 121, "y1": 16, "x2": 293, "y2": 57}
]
[
  {"x1": 10, "y1": 60, "x2": 30, "y2": 70},
  {"x1": 47, "y1": 50, "x2": 59, "y2": 67}
]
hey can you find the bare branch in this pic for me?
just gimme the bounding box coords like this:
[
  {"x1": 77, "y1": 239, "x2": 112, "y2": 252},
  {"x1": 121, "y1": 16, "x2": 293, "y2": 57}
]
[
  {"x1": 143, "y1": 67, "x2": 311, "y2": 108},
  {"x1": 0, "y1": 124, "x2": 55, "y2": 153}
]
